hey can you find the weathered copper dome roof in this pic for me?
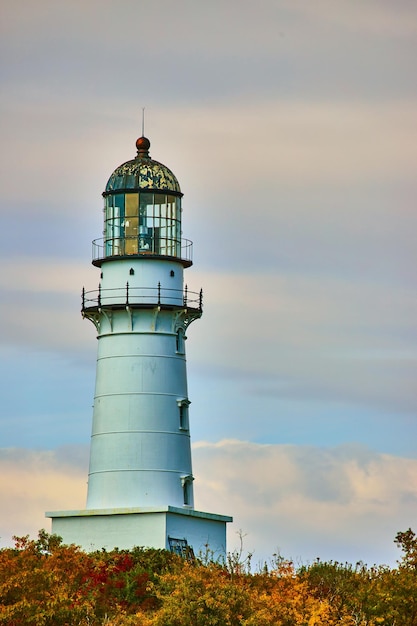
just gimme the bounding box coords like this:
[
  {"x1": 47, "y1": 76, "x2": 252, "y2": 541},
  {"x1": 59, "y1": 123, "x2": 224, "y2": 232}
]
[{"x1": 104, "y1": 136, "x2": 181, "y2": 194}]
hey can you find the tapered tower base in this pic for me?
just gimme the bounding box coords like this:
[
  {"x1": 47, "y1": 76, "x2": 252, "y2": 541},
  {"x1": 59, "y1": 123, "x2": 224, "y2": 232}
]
[{"x1": 46, "y1": 507, "x2": 232, "y2": 558}]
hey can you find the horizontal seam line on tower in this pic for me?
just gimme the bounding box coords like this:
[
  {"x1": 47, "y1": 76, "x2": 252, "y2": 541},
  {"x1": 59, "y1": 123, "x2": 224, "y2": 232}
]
[
  {"x1": 94, "y1": 392, "x2": 184, "y2": 398},
  {"x1": 96, "y1": 354, "x2": 185, "y2": 360},
  {"x1": 91, "y1": 430, "x2": 189, "y2": 437},
  {"x1": 88, "y1": 468, "x2": 189, "y2": 475},
  {"x1": 98, "y1": 332, "x2": 179, "y2": 337}
]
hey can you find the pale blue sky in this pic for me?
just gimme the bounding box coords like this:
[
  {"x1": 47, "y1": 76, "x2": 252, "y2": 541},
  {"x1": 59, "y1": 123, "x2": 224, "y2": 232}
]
[{"x1": 0, "y1": 0, "x2": 416, "y2": 565}]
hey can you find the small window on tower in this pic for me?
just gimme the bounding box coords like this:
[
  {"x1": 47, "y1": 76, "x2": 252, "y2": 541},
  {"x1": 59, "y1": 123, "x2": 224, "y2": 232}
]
[
  {"x1": 183, "y1": 481, "x2": 191, "y2": 506},
  {"x1": 176, "y1": 328, "x2": 185, "y2": 354},
  {"x1": 181, "y1": 474, "x2": 194, "y2": 507},
  {"x1": 177, "y1": 398, "x2": 190, "y2": 431}
]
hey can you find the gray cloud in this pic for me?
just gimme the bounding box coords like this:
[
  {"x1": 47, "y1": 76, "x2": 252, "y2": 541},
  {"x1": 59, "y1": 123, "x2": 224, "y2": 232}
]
[
  {"x1": 0, "y1": 446, "x2": 88, "y2": 544},
  {"x1": 192, "y1": 440, "x2": 417, "y2": 565},
  {"x1": 1, "y1": 0, "x2": 415, "y2": 103},
  {"x1": 188, "y1": 270, "x2": 417, "y2": 415}
]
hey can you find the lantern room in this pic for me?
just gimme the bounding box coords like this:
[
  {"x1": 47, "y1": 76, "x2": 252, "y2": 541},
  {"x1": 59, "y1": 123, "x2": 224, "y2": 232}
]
[{"x1": 92, "y1": 136, "x2": 192, "y2": 267}]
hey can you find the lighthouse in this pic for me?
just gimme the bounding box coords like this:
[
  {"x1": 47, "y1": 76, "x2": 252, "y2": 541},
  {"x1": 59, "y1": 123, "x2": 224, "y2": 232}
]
[{"x1": 47, "y1": 134, "x2": 232, "y2": 557}]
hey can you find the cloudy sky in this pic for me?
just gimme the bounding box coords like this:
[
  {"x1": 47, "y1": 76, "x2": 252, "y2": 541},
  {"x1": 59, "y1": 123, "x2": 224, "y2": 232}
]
[{"x1": 1, "y1": 0, "x2": 416, "y2": 567}]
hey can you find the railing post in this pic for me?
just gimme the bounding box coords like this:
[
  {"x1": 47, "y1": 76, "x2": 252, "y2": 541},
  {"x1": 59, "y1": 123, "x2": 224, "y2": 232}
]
[
  {"x1": 82, "y1": 287, "x2": 85, "y2": 310},
  {"x1": 126, "y1": 281, "x2": 129, "y2": 306},
  {"x1": 158, "y1": 282, "x2": 161, "y2": 305},
  {"x1": 98, "y1": 284, "x2": 101, "y2": 308},
  {"x1": 199, "y1": 289, "x2": 203, "y2": 311},
  {"x1": 184, "y1": 284, "x2": 188, "y2": 307}
]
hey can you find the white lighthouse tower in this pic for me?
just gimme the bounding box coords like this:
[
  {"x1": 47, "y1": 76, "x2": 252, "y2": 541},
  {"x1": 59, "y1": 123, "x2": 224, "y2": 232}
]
[{"x1": 47, "y1": 134, "x2": 232, "y2": 557}]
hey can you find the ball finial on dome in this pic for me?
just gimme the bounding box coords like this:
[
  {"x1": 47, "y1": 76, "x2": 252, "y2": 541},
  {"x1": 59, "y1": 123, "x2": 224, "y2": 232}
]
[{"x1": 136, "y1": 136, "x2": 151, "y2": 157}]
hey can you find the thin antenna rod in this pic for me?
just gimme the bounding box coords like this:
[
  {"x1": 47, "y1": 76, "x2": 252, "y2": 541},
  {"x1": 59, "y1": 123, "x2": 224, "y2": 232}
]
[{"x1": 141, "y1": 107, "x2": 145, "y2": 136}]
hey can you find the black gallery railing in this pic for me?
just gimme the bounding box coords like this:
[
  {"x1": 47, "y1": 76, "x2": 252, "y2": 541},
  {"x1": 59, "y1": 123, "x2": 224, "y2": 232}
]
[
  {"x1": 91, "y1": 237, "x2": 193, "y2": 263},
  {"x1": 82, "y1": 283, "x2": 203, "y2": 311}
]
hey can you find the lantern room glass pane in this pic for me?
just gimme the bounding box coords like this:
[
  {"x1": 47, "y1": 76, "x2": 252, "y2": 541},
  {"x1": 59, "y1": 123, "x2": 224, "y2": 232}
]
[
  {"x1": 125, "y1": 193, "x2": 138, "y2": 217},
  {"x1": 102, "y1": 191, "x2": 182, "y2": 259},
  {"x1": 105, "y1": 195, "x2": 124, "y2": 256}
]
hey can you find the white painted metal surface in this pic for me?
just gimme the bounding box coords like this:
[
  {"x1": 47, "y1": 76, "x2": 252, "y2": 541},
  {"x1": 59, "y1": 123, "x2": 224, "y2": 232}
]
[{"x1": 86, "y1": 256, "x2": 197, "y2": 509}]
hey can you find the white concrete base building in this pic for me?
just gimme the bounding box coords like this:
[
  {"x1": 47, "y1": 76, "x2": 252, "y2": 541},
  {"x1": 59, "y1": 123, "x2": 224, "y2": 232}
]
[
  {"x1": 48, "y1": 507, "x2": 229, "y2": 556},
  {"x1": 46, "y1": 135, "x2": 232, "y2": 558}
]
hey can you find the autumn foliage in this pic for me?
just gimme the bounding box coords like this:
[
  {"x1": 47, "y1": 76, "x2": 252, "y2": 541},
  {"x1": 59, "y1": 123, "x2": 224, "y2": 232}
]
[{"x1": 0, "y1": 528, "x2": 416, "y2": 625}]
